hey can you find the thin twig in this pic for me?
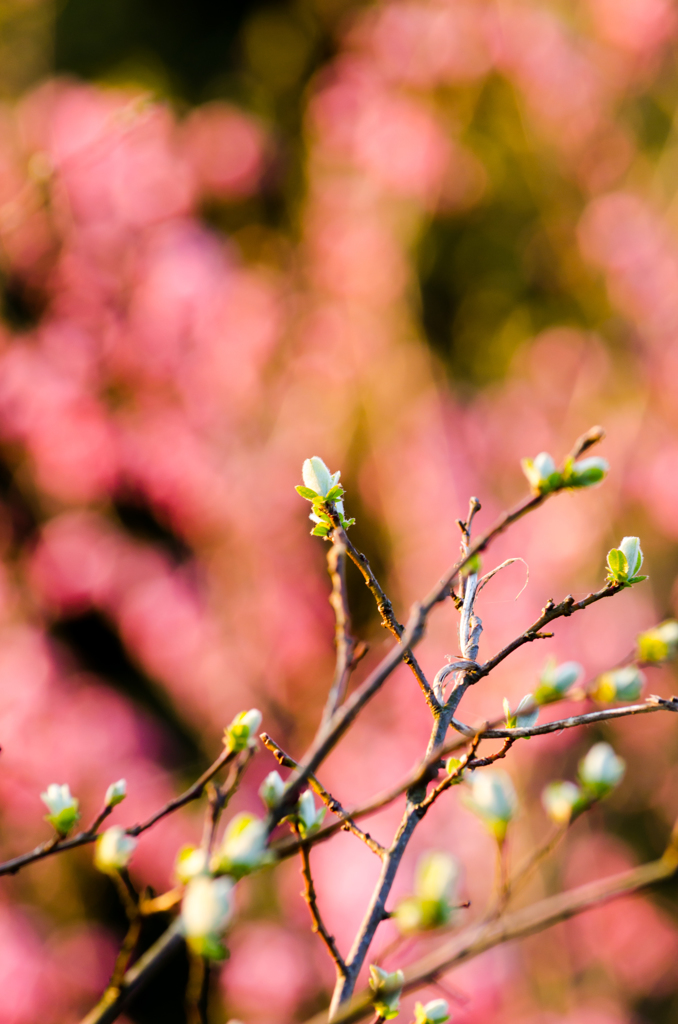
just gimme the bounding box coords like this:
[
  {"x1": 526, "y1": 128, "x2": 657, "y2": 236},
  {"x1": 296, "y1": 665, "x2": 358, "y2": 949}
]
[
  {"x1": 262, "y1": 733, "x2": 385, "y2": 857},
  {"x1": 469, "y1": 583, "x2": 624, "y2": 684},
  {"x1": 305, "y1": 831, "x2": 678, "y2": 1024},
  {"x1": 337, "y1": 524, "x2": 438, "y2": 713},
  {"x1": 0, "y1": 745, "x2": 239, "y2": 878},
  {"x1": 127, "y1": 746, "x2": 237, "y2": 837},
  {"x1": 271, "y1": 698, "x2": 678, "y2": 862},
  {"x1": 322, "y1": 535, "x2": 357, "y2": 727},
  {"x1": 293, "y1": 822, "x2": 347, "y2": 976},
  {"x1": 185, "y1": 953, "x2": 208, "y2": 1024}
]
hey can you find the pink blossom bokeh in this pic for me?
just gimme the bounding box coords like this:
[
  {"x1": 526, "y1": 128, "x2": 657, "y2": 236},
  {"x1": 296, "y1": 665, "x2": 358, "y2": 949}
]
[{"x1": 0, "y1": 0, "x2": 678, "y2": 1021}]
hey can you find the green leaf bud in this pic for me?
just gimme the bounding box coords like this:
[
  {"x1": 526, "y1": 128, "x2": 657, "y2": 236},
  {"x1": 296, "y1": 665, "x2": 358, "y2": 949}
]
[
  {"x1": 534, "y1": 658, "x2": 582, "y2": 705},
  {"x1": 369, "y1": 965, "x2": 404, "y2": 1020},
  {"x1": 224, "y1": 708, "x2": 262, "y2": 753},
  {"x1": 463, "y1": 769, "x2": 517, "y2": 841},
  {"x1": 589, "y1": 666, "x2": 645, "y2": 703},
  {"x1": 181, "y1": 876, "x2": 234, "y2": 960},
  {"x1": 542, "y1": 781, "x2": 586, "y2": 825},
  {"x1": 40, "y1": 783, "x2": 80, "y2": 836},
  {"x1": 94, "y1": 826, "x2": 137, "y2": 874},
  {"x1": 578, "y1": 742, "x2": 625, "y2": 799},
  {"x1": 175, "y1": 845, "x2": 210, "y2": 884},
  {"x1": 259, "y1": 770, "x2": 285, "y2": 810},
  {"x1": 636, "y1": 620, "x2": 678, "y2": 664},
  {"x1": 213, "y1": 812, "x2": 269, "y2": 879},
  {"x1": 297, "y1": 790, "x2": 326, "y2": 838},
  {"x1": 104, "y1": 779, "x2": 127, "y2": 808},
  {"x1": 521, "y1": 452, "x2": 560, "y2": 494},
  {"x1": 414, "y1": 999, "x2": 450, "y2": 1024}
]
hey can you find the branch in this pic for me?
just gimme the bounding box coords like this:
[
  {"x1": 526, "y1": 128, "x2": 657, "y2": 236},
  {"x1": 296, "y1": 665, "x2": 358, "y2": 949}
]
[
  {"x1": 80, "y1": 919, "x2": 185, "y2": 1024},
  {"x1": 306, "y1": 839, "x2": 678, "y2": 1024},
  {"x1": 337, "y1": 524, "x2": 438, "y2": 713},
  {"x1": 262, "y1": 733, "x2": 385, "y2": 857},
  {"x1": 0, "y1": 745, "x2": 239, "y2": 878},
  {"x1": 294, "y1": 824, "x2": 348, "y2": 976},
  {"x1": 322, "y1": 535, "x2": 357, "y2": 727},
  {"x1": 271, "y1": 698, "x2": 678, "y2": 862},
  {"x1": 281, "y1": 430, "x2": 605, "y2": 820},
  {"x1": 127, "y1": 746, "x2": 237, "y2": 837},
  {"x1": 470, "y1": 583, "x2": 624, "y2": 683}
]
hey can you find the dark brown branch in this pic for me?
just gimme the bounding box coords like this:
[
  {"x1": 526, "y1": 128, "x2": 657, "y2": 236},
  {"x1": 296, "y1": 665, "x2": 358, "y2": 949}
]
[
  {"x1": 127, "y1": 745, "x2": 237, "y2": 837},
  {"x1": 294, "y1": 823, "x2": 347, "y2": 976},
  {"x1": 337, "y1": 524, "x2": 438, "y2": 713},
  {"x1": 470, "y1": 583, "x2": 624, "y2": 684}
]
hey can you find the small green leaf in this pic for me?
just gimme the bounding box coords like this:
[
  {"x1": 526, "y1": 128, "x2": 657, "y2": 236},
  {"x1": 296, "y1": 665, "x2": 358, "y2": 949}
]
[
  {"x1": 311, "y1": 524, "x2": 331, "y2": 537},
  {"x1": 295, "y1": 485, "x2": 318, "y2": 500},
  {"x1": 340, "y1": 516, "x2": 355, "y2": 529},
  {"x1": 606, "y1": 548, "x2": 628, "y2": 580},
  {"x1": 502, "y1": 697, "x2": 516, "y2": 729},
  {"x1": 628, "y1": 575, "x2": 648, "y2": 584},
  {"x1": 325, "y1": 485, "x2": 344, "y2": 502}
]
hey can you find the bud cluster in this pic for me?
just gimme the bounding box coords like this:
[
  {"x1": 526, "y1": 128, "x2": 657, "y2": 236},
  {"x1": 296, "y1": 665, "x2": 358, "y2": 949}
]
[
  {"x1": 296, "y1": 456, "x2": 355, "y2": 537},
  {"x1": 521, "y1": 451, "x2": 608, "y2": 496},
  {"x1": 606, "y1": 536, "x2": 647, "y2": 587}
]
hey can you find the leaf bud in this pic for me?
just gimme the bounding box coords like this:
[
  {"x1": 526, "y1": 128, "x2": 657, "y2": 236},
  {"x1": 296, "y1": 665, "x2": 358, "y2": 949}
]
[
  {"x1": 521, "y1": 452, "x2": 560, "y2": 494},
  {"x1": 175, "y1": 845, "x2": 210, "y2": 884},
  {"x1": 40, "y1": 783, "x2": 80, "y2": 836},
  {"x1": 259, "y1": 770, "x2": 285, "y2": 809},
  {"x1": 636, "y1": 620, "x2": 678, "y2": 664},
  {"x1": 566, "y1": 456, "x2": 609, "y2": 488},
  {"x1": 224, "y1": 708, "x2": 262, "y2": 753},
  {"x1": 105, "y1": 779, "x2": 127, "y2": 808},
  {"x1": 542, "y1": 781, "x2": 585, "y2": 825},
  {"x1": 606, "y1": 536, "x2": 647, "y2": 587},
  {"x1": 301, "y1": 457, "x2": 339, "y2": 498},
  {"x1": 578, "y1": 742, "x2": 625, "y2": 798},
  {"x1": 589, "y1": 666, "x2": 645, "y2": 703},
  {"x1": 415, "y1": 999, "x2": 450, "y2": 1024},
  {"x1": 534, "y1": 658, "x2": 582, "y2": 705},
  {"x1": 369, "y1": 965, "x2": 404, "y2": 1020},
  {"x1": 463, "y1": 769, "x2": 517, "y2": 841},
  {"x1": 181, "y1": 876, "x2": 234, "y2": 960},
  {"x1": 297, "y1": 790, "x2": 327, "y2": 838},
  {"x1": 504, "y1": 694, "x2": 538, "y2": 729},
  {"x1": 212, "y1": 812, "x2": 270, "y2": 879},
  {"x1": 94, "y1": 826, "x2": 137, "y2": 874}
]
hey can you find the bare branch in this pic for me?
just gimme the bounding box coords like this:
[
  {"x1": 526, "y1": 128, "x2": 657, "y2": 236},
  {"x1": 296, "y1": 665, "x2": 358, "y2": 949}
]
[
  {"x1": 271, "y1": 698, "x2": 678, "y2": 862},
  {"x1": 294, "y1": 823, "x2": 348, "y2": 976},
  {"x1": 470, "y1": 583, "x2": 624, "y2": 684},
  {"x1": 322, "y1": 535, "x2": 357, "y2": 727},
  {"x1": 306, "y1": 836, "x2": 678, "y2": 1024},
  {"x1": 262, "y1": 733, "x2": 385, "y2": 857},
  {"x1": 337, "y1": 524, "x2": 438, "y2": 713},
  {"x1": 0, "y1": 745, "x2": 239, "y2": 878}
]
